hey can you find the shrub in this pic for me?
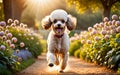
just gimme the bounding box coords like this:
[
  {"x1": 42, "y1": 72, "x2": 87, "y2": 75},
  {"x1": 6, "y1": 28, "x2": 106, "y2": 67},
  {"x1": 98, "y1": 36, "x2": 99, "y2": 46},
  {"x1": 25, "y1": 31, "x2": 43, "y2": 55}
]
[
  {"x1": 70, "y1": 14, "x2": 120, "y2": 70},
  {"x1": 74, "y1": 49, "x2": 81, "y2": 58},
  {"x1": 69, "y1": 40, "x2": 81, "y2": 56}
]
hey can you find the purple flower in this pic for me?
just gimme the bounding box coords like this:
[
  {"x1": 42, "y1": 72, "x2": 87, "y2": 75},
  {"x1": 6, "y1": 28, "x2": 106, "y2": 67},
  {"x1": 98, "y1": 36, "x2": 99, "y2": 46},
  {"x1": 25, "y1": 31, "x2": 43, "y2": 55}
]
[
  {"x1": 7, "y1": 33, "x2": 13, "y2": 38},
  {"x1": 0, "y1": 45, "x2": 6, "y2": 50},
  {"x1": 0, "y1": 21, "x2": 6, "y2": 27},
  {"x1": 0, "y1": 31, "x2": 4, "y2": 36}
]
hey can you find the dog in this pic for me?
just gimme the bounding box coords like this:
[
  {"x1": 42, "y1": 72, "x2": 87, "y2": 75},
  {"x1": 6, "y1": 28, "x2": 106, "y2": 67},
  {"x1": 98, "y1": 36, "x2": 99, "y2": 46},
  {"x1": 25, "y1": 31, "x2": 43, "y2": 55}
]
[{"x1": 41, "y1": 9, "x2": 76, "y2": 73}]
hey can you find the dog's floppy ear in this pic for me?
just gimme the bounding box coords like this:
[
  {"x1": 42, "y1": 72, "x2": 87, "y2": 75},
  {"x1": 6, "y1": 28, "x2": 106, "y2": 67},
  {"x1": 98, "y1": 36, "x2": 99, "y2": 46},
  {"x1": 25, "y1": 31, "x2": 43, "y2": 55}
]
[
  {"x1": 66, "y1": 15, "x2": 77, "y2": 31},
  {"x1": 41, "y1": 16, "x2": 52, "y2": 30}
]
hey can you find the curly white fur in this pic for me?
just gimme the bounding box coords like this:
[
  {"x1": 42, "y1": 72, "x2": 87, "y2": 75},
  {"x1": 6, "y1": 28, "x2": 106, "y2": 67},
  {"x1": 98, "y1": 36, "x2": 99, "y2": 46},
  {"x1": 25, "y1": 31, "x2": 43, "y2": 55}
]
[{"x1": 41, "y1": 9, "x2": 76, "y2": 72}]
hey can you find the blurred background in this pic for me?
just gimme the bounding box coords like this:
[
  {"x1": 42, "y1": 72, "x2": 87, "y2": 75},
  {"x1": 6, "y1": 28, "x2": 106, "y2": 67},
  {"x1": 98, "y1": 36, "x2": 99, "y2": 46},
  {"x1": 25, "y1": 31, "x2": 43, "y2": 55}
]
[{"x1": 0, "y1": 0, "x2": 120, "y2": 38}]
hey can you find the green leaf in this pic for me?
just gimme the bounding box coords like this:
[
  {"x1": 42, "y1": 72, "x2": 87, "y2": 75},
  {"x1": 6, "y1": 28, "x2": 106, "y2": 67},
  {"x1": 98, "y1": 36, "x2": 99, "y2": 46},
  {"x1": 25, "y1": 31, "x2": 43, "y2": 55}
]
[{"x1": 0, "y1": 51, "x2": 4, "y2": 57}]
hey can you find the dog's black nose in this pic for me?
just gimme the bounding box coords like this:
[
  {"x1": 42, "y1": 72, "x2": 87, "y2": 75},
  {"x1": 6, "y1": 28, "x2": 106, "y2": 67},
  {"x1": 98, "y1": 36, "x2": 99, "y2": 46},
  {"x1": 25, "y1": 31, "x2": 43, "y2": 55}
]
[
  {"x1": 48, "y1": 63, "x2": 54, "y2": 67},
  {"x1": 58, "y1": 24, "x2": 61, "y2": 27}
]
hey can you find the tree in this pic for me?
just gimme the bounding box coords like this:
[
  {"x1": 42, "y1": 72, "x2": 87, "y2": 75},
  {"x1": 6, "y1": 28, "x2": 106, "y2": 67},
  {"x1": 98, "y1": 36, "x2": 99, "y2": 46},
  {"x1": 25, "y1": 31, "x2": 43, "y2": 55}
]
[
  {"x1": 3, "y1": 0, "x2": 26, "y2": 22},
  {"x1": 66, "y1": 0, "x2": 120, "y2": 18}
]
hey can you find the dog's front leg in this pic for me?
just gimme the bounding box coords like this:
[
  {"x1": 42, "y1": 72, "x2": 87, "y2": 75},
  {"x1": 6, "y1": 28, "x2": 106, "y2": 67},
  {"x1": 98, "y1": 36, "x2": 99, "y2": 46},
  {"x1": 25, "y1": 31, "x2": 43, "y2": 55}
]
[
  {"x1": 59, "y1": 52, "x2": 69, "y2": 72},
  {"x1": 47, "y1": 51, "x2": 55, "y2": 67}
]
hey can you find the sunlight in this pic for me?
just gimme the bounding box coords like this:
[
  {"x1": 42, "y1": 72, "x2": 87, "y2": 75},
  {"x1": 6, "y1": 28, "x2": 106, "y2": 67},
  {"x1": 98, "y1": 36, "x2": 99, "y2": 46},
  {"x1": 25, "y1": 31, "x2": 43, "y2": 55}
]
[{"x1": 25, "y1": 0, "x2": 63, "y2": 20}]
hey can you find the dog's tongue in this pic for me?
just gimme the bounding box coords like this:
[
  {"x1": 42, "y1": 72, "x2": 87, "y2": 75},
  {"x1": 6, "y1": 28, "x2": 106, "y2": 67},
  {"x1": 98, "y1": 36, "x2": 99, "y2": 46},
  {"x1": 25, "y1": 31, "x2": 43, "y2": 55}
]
[{"x1": 57, "y1": 29, "x2": 61, "y2": 33}]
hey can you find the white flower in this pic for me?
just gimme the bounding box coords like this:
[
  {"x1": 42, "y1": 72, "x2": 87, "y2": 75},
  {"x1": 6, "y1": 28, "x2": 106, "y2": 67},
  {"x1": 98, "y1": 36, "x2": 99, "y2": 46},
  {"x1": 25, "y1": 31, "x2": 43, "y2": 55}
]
[
  {"x1": 20, "y1": 42, "x2": 25, "y2": 48},
  {"x1": 0, "y1": 45, "x2": 6, "y2": 50}
]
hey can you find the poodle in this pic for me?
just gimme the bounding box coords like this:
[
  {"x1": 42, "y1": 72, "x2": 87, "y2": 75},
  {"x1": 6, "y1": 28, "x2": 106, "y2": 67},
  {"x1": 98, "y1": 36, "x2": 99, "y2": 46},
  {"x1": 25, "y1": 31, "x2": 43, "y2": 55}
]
[{"x1": 41, "y1": 9, "x2": 76, "y2": 73}]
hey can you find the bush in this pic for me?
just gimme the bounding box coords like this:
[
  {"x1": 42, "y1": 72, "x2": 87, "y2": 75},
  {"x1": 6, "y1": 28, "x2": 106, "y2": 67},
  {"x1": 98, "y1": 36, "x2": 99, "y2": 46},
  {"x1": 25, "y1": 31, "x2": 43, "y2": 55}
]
[
  {"x1": 70, "y1": 14, "x2": 120, "y2": 70},
  {"x1": 74, "y1": 49, "x2": 81, "y2": 58},
  {"x1": 7, "y1": 20, "x2": 43, "y2": 57},
  {"x1": 69, "y1": 40, "x2": 81, "y2": 56}
]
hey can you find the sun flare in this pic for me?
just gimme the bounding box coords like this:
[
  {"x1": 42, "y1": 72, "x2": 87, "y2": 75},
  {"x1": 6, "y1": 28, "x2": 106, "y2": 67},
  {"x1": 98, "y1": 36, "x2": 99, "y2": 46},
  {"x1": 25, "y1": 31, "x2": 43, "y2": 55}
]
[{"x1": 25, "y1": 0, "x2": 63, "y2": 20}]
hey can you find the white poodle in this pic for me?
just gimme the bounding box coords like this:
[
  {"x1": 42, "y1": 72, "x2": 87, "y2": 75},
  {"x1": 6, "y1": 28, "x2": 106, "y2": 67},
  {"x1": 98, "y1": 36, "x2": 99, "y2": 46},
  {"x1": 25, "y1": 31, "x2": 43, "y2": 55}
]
[{"x1": 41, "y1": 9, "x2": 76, "y2": 73}]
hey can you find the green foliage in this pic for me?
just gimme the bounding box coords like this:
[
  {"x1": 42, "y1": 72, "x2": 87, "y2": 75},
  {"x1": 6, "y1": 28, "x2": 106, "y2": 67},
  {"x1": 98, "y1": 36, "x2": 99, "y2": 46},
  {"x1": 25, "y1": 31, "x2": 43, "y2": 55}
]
[
  {"x1": 9, "y1": 26, "x2": 43, "y2": 57},
  {"x1": 70, "y1": 14, "x2": 120, "y2": 70},
  {"x1": 17, "y1": 58, "x2": 35, "y2": 72},
  {"x1": 0, "y1": 68, "x2": 12, "y2": 75},
  {"x1": 69, "y1": 40, "x2": 82, "y2": 56},
  {"x1": 74, "y1": 49, "x2": 81, "y2": 58}
]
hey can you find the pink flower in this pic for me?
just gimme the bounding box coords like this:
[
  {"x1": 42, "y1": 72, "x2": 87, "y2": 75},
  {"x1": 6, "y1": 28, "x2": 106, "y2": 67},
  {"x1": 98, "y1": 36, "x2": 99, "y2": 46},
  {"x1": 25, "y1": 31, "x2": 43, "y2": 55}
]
[
  {"x1": 5, "y1": 30, "x2": 9, "y2": 34},
  {"x1": 94, "y1": 36, "x2": 100, "y2": 41},
  {"x1": 100, "y1": 22, "x2": 104, "y2": 27},
  {"x1": 110, "y1": 25, "x2": 115, "y2": 29},
  {"x1": 87, "y1": 40, "x2": 92, "y2": 44},
  {"x1": 116, "y1": 26, "x2": 120, "y2": 33},
  {"x1": 10, "y1": 44, "x2": 15, "y2": 49},
  {"x1": 12, "y1": 37, "x2": 17, "y2": 43},
  {"x1": 14, "y1": 20, "x2": 19, "y2": 24},
  {"x1": 0, "y1": 31, "x2": 4, "y2": 36},
  {"x1": 2, "y1": 36, "x2": 7, "y2": 40},
  {"x1": 11, "y1": 23, "x2": 16, "y2": 27},
  {"x1": 7, "y1": 33, "x2": 12, "y2": 38},
  {"x1": 6, "y1": 40, "x2": 11, "y2": 45},
  {"x1": 81, "y1": 40, "x2": 85, "y2": 44},
  {"x1": 16, "y1": 49, "x2": 20, "y2": 54},
  {"x1": 112, "y1": 14, "x2": 118, "y2": 20},
  {"x1": 112, "y1": 20, "x2": 116, "y2": 25},
  {"x1": 108, "y1": 21, "x2": 112, "y2": 25},
  {"x1": 88, "y1": 27, "x2": 93, "y2": 32},
  {"x1": 0, "y1": 45, "x2": 6, "y2": 50},
  {"x1": 20, "y1": 42, "x2": 25, "y2": 48},
  {"x1": 104, "y1": 35, "x2": 110, "y2": 40},
  {"x1": 20, "y1": 23, "x2": 24, "y2": 27},
  {"x1": 103, "y1": 17, "x2": 109, "y2": 22},
  {"x1": 101, "y1": 30, "x2": 107, "y2": 35},
  {"x1": 23, "y1": 24, "x2": 27, "y2": 28},
  {"x1": 115, "y1": 21, "x2": 120, "y2": 26},
  {"x1": 7, "y1": 19, "x2": 13, "y2": 23},
  {"x1": 17, "y1": 57, "x2": 22, "y2": 62}
]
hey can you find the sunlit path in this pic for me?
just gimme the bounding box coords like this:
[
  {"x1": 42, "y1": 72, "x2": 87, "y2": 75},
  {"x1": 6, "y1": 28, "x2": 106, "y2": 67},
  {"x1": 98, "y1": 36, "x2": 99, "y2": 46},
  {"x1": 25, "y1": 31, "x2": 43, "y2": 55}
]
[{"x1": 16, "y1": 53, "x2": 116, "y2": 75}]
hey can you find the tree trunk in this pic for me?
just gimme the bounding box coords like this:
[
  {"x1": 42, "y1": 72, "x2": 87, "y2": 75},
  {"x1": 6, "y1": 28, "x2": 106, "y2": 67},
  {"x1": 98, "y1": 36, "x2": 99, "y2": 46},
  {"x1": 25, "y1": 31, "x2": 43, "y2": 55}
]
[
  {"x1": 3, "y1": 0, "x2": 25, "y2": 22},
  {"x1": 3, "y1": 0, "x2": 12, "y2": 22},
  {"x1": 103, "y1": 6, "x2": 111, "y2": 19}
]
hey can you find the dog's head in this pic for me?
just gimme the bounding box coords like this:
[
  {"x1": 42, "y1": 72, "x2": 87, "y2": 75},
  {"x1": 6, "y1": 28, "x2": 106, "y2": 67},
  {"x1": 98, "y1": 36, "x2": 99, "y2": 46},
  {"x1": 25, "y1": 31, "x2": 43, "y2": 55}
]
[{"x1": 41, "y1": 9, "x2": 76, "y2": 35}]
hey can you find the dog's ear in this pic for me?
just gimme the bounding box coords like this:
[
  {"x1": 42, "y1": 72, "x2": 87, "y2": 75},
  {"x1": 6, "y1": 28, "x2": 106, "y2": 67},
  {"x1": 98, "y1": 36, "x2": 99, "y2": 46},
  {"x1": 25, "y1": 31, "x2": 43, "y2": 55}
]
[
  {"x1": 41, "y1": 16, "x2": 52, "y2": 30},
  {"x1": 66, "y1": 15, "x2": 77, "y2": 31}
]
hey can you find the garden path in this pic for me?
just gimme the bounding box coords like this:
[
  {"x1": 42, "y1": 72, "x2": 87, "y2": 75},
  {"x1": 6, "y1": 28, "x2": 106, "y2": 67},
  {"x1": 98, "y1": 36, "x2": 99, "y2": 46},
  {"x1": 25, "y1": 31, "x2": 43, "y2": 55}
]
[{"x1": 16, "y1": 53, "x2": 116, "y2": 75}]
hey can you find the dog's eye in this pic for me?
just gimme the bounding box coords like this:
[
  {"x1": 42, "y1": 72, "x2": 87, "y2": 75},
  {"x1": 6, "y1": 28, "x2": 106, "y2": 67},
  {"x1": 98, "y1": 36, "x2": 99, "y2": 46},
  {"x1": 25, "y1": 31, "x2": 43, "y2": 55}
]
[
  {"x1": 53, "y1": 19, "x2": 57, "y2": 23},
  {"x1": 61, "y1": 20, "x2": 65, "y2": 23}
]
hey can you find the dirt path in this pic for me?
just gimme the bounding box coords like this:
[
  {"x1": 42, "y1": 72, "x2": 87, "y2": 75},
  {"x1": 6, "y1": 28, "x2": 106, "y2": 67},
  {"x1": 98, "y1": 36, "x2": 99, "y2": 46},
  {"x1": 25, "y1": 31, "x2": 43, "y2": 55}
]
[{"x1": 16, "y1": 53, "x2": 116, "y2": 75}]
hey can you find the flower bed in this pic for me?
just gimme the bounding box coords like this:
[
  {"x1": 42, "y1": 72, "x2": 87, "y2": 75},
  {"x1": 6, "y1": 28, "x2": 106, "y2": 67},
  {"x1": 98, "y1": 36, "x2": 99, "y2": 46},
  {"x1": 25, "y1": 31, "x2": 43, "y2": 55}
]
[
  {"x1": 0, "y1": 19, "x2": 44, "y2": 74},
  {"x1": 70, "y1": 15, "x2": 120, "y2": 70}
]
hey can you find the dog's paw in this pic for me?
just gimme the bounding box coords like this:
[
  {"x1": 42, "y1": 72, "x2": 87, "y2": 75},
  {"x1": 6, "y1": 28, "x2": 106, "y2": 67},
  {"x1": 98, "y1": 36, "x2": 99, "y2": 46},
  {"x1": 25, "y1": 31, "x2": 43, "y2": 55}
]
[{"x1": 48, "y1": 63, "x2": 54, "y2": 67}]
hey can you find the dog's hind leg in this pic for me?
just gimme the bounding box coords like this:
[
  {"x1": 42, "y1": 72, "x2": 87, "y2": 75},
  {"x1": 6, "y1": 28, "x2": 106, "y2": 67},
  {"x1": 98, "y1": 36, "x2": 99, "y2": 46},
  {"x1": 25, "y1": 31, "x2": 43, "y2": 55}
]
[
  {"x1": 47, "y1": 52, "x2": 55, "y2": 67},
  {"x1": 59, "y1": 52, "x2": 69, "y2": 73}
]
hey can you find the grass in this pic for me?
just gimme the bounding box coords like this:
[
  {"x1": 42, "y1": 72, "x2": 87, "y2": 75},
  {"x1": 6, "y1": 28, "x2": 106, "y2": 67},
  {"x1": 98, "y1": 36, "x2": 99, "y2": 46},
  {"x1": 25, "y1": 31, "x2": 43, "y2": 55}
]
[{"x1": 17, "y1": 58, "x2": 35, "y2": 71}]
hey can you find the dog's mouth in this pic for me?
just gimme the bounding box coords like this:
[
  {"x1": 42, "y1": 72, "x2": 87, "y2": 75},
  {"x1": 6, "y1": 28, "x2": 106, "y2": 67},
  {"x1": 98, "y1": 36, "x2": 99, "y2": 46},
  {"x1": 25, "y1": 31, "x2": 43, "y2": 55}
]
[{"x1": 55, "y1": 27, "x2": 63, "y2": 33}]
